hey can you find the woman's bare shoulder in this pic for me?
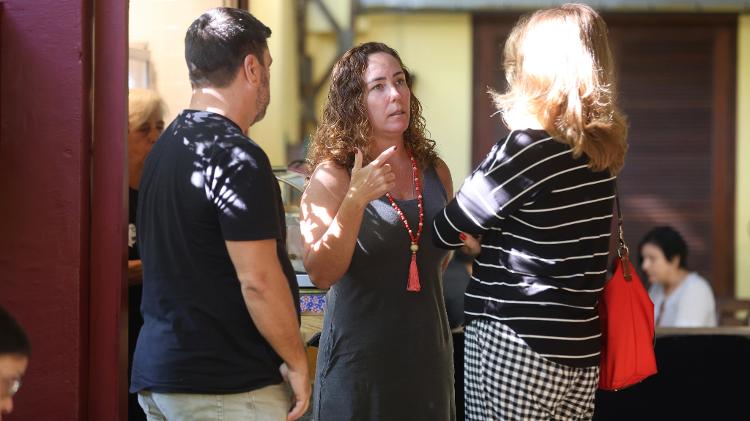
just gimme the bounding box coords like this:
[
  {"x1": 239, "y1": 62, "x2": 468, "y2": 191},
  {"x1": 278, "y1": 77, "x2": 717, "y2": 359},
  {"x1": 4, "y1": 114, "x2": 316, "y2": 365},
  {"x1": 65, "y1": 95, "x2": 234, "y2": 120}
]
[
  {"x1": 305, "y1": 160, "x2": 351, "y2": 198},
  {"x1": 433, "y1": 157, "x2": 454, "y2": 199},
  {"x1": 310, "y1": 160, "x2": 350, "y2": 182}
]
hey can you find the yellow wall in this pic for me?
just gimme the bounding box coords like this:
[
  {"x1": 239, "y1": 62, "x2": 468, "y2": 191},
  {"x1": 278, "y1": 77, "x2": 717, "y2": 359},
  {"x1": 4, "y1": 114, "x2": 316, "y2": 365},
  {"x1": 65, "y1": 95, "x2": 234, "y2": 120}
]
[
  {"x1": 354, "y1": 14, "x2": 473, "y2": 190},
  {"x1": 304, "y1": 3, "x2": 474, "y2": 187},
  {"x1": 250, "y1": 1, "x2": 299, "y2": 166},
  {"x1": 130, "y1": 2, "x2": 473, "y2": 178},
  {"x1": 306, "y1": 11, "x2": 474, "y2": 188},
  {"x1": 129, "y1": 0, "x2": 222, "y2": 123},
  {"x1": 129, "y1": 0, "x2": 292, "y2": 166},
  {"x1": 736, "y1": 15, "x2": 750, "y2": 298}
]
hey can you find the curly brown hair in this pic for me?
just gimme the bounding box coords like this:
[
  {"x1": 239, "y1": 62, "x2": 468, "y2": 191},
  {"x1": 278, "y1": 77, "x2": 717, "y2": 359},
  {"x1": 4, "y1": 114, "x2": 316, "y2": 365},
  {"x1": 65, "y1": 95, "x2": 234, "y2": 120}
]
[{"x1": 306, "y1": 42, "x2": 438, "y2": 169}]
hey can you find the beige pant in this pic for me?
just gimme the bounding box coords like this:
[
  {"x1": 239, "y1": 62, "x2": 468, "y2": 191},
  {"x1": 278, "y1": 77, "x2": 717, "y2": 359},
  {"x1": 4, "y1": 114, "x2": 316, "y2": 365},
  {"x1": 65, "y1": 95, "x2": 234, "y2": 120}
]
[{"x1": 137, "y1": 383, "x2": 291, "y2": 421}]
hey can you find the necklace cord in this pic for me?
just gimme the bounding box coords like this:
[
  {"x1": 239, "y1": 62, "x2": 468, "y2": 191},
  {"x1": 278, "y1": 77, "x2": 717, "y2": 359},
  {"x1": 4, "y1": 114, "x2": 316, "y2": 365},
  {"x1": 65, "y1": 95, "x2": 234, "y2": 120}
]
[{"x1": 384, "y1": 155, "x2": 424, "y2": 292}]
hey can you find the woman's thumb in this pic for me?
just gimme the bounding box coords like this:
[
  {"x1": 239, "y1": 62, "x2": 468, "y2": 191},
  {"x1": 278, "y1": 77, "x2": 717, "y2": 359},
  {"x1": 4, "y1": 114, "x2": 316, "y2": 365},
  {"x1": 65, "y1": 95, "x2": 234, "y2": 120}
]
[{"x1": 352, "y1": 148, "x2": 363, "y2": 173}]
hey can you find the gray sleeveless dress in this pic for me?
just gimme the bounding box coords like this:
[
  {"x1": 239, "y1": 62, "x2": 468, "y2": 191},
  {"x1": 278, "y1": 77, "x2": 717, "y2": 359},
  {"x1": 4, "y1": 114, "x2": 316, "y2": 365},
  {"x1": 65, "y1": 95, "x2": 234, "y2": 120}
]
[{"x1": 312, "y1": 166, "x2": 456, "y2": 421}]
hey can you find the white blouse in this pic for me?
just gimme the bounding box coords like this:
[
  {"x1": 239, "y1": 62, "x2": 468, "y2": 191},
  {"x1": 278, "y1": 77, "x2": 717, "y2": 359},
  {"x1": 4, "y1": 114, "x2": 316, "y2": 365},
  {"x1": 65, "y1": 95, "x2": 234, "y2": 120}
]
[{"x1": 649, "y1": 272, "x2": 717, "y2": 327}]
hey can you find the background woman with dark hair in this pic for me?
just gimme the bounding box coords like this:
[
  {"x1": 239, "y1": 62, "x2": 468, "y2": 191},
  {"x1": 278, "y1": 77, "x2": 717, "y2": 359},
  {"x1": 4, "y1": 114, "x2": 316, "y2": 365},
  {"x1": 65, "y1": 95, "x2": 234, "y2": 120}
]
[
  {"x1": 301, "y1": 41, "x2": 455, "y2": 420},
  {"x1": 639, "y1": 226, "x2": 717, "y2": 327}
]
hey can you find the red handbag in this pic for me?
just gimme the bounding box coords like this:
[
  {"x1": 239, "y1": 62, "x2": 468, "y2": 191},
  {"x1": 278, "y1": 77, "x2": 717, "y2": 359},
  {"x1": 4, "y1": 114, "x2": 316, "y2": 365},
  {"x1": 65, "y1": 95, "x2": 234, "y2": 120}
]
[{"x1": 598, "y1": 191, "x2": 658, "y2": 390}]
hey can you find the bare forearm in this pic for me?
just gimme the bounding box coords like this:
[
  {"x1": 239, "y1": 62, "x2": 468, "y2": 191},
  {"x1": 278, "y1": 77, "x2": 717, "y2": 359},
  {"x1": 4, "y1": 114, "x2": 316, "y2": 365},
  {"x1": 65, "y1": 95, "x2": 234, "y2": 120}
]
[
  {"x1": 241, "y1": 272, "x2": 308, "y2": 372},
  {"x1": 303, "y1": 193, "x2": 366, "y2": 288},
  {"x1": 127, "y1": 260, "x2": 143, "y2": 286}
]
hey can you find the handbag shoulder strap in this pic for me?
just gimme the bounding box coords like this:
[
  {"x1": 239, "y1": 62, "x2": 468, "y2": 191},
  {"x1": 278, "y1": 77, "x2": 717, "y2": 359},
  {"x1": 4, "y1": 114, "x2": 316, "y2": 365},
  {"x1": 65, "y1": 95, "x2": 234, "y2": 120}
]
[{"x1": 614, "y1": 181, "x2": 632, "y2": 280}]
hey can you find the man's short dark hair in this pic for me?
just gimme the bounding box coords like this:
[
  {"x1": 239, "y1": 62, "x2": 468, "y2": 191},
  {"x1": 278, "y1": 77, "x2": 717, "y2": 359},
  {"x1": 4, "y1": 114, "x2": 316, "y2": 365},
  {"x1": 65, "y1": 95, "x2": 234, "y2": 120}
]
[
  {"x1": 185, "y1": 7, "x2": 271, "y2": 88},
  {"x1": 0, "y1": 306, "x2": 31, "y2": 356}
]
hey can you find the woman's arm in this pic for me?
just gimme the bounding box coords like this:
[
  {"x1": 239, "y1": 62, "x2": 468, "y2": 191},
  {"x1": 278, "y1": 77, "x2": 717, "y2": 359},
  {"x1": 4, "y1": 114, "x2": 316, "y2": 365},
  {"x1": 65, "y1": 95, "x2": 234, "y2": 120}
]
[
  {"x1": 300, "y1": 147, "x2": 396, "y2": 288},
  {"x1": 432, "y1": 131, "x2": 565, "y2": 249},
  {"x1": 127, "y1": 259, "x2": 143, "y2": 286}
]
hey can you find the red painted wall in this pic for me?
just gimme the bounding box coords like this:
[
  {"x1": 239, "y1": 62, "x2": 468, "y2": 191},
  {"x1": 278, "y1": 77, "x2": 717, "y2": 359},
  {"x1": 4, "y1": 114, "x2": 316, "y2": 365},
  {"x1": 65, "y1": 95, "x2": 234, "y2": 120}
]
[{"x1": 0, "y1": 0, "x2": 90, "y2": 419}]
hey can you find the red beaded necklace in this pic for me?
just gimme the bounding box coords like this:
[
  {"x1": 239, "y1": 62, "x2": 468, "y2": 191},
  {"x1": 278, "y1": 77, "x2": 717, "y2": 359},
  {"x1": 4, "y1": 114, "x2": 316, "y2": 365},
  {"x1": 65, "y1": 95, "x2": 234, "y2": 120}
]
[{"x1": 384, "y1": 153, "x2": 424, "y2": 292}]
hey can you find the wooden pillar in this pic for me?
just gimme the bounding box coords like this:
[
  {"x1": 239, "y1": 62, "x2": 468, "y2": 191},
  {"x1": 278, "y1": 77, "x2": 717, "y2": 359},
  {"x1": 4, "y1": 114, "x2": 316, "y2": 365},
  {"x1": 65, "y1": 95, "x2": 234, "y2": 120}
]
[
  {"x1": 0, "y1": 0, "x2": 93, "y2": 418},
  {"x1": 89, "y1": 0, "x2": 129, "y2": 419}
]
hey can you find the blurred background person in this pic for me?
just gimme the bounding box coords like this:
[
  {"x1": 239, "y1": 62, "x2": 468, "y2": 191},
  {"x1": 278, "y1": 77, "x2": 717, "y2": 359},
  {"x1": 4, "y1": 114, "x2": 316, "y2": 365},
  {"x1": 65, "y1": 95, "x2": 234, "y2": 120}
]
[
  {"x1": 0, "y1": 306, "x2": 30, "y2": 418},
  {"x1": 127, "y1": 87, "x2": 165, "y2": 421},
  {"x1": 639, "y1": 226, "x2": 717, "y2": 327},
  {"x1": 301, "y1": 42, "x2": 455, "y2": 420}
]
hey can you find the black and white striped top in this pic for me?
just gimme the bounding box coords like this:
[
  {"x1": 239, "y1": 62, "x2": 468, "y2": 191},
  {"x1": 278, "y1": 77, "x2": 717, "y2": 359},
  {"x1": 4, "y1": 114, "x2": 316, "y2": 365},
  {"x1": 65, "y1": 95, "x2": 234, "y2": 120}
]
[{"x1": 433, "y1": 129, "x2": 615, "y2": 367}]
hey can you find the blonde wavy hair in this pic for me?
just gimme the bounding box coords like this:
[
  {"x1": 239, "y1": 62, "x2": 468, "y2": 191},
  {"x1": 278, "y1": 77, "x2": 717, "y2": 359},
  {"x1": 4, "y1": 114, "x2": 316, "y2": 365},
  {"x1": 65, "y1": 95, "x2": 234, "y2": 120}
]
[
  {"x1": 492, "y1": 3, "x2": 628, "y2": 174},
  {"x1": 306, "y1": 42, "x2": 438, "y2": 169},
  {"x1": 128, "y1": 88, "x2": 165, "y2": 130}
]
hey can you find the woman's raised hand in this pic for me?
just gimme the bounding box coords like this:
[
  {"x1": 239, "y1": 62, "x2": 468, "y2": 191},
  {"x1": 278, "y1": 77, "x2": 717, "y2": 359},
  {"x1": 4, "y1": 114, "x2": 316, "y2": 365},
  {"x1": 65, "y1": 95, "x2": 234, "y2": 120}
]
[{"x1": 348, "y1": 146, "x2": 397, "y2": 207}]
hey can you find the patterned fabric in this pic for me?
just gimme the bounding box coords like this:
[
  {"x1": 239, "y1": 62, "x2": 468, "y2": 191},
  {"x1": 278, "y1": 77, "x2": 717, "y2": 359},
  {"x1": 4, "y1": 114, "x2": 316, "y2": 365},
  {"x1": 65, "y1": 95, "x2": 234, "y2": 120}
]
[
  {"x1": 464, "y1": 319, "x2": 599, "y2": 421},
  {"x1": 299, "y1": 291, "x2": 326, "y2": 314}
]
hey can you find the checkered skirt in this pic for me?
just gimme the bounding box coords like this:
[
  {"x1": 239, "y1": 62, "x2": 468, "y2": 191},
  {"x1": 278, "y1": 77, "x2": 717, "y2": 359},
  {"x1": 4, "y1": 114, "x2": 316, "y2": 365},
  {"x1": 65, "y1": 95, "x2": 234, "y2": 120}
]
[{"x1": 464, "y1": 319, "x2": 599, "y2": 421}]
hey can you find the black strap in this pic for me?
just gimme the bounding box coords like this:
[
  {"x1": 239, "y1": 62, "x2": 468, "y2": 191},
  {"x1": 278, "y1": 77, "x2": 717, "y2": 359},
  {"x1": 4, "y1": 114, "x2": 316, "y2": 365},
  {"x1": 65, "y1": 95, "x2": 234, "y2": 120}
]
[
  {"x1": 614, "y1": 181, "x2": 625, "y2": 251},
  {"x1": 614, "y1": 181, "x2": 623, "y2": 230},
  {"x1": 614, "y1": 180, "x2": 632, "y2": 279}
]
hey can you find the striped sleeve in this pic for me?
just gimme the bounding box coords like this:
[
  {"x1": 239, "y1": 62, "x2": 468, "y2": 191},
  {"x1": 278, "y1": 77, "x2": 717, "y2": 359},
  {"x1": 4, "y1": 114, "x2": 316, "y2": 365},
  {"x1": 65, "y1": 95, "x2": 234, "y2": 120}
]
[{"x1": 433, "y1": 130, "x2": 572, "y2": 249}]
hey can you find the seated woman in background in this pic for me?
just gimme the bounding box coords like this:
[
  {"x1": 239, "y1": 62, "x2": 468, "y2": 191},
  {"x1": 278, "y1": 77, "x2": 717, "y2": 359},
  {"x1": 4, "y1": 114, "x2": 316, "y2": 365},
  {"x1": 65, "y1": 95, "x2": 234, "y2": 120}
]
[{"x1": 639, "y1": 226, "x2": 717, "y2": 327}]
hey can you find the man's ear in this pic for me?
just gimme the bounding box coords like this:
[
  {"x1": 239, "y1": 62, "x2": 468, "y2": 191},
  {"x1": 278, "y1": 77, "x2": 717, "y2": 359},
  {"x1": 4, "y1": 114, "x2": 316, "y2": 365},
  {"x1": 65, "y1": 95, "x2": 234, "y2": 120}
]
[{"x1": 242, "y1": 54, "x2": 261, "y2": 87}]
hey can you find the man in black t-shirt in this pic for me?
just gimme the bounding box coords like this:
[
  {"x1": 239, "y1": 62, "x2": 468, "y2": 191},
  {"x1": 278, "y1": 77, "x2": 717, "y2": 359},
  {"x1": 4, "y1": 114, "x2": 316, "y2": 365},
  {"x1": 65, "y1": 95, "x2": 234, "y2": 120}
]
[{"x1": 130, "y1": 8, "x2": 310, "y2": 421}]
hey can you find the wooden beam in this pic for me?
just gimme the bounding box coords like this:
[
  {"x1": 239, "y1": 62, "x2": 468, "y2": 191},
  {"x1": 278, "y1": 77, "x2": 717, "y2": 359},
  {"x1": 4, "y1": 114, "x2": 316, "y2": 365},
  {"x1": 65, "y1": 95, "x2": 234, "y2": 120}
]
[
  {"x1": 711, "y1": 22, "x2": 737, "y2": 298},
  {"x1": 90, "y1": 0, "x2": 129, "y2": 419}
]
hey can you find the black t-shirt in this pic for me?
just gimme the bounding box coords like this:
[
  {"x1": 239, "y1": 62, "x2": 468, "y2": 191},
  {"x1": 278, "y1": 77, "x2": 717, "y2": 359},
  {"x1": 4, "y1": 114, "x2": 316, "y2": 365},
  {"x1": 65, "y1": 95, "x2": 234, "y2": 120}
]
[
  {"x1": 127, "y1": 187, "x2": 146, "y2": 420},
  {"x1": 130, "y1": 110, "x2": 300, "y2": 394}
]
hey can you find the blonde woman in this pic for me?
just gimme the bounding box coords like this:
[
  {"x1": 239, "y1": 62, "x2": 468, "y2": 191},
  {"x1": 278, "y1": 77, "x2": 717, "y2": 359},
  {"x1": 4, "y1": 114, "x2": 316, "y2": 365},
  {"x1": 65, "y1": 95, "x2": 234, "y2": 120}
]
[
  {"x1": 127, "y1": 88, "x2": 165, "y2": 274},
  {"x1": 127, "y1": 88, "x2": 165, "y2": 287},
  {"x1": 433, "y1": 3, "x2": 628, "y2": 420}
]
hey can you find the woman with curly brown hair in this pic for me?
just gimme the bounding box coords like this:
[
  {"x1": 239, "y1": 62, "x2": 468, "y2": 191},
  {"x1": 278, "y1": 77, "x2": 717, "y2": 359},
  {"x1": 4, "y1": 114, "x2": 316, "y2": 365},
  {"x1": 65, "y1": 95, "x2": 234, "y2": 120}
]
[{"x1": 300, "y1": 42, "x2": 455, "y2": 420}]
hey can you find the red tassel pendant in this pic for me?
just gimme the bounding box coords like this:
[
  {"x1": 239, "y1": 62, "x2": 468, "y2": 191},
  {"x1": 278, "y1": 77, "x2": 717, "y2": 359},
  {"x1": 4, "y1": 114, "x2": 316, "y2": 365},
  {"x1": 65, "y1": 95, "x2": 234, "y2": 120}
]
[
  {"x1": 407, "y1": 252, "x2": 421, "y2": 292},
  {"x1": 385, "y1": 153, "x2": 424, "y2": 293}
]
